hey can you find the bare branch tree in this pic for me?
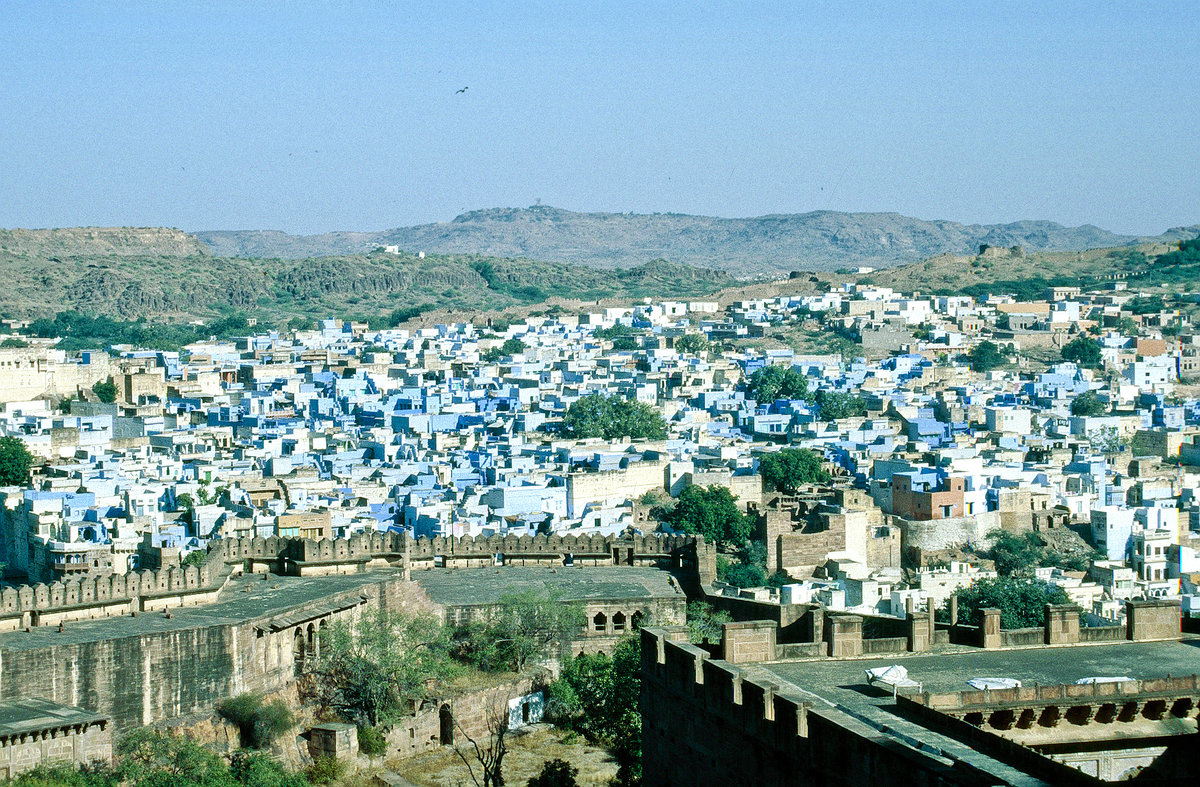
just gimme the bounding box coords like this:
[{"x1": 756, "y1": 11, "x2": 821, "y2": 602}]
[{"x1": 451, "y1": 689, "x2": 510, "y2": 787}]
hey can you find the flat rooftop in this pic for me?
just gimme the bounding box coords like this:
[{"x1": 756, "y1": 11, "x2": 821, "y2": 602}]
[
  {"x1": 0, "y1": 697, "x2": 105, "y2": 736},
  {"x1": 761, "y1": 639, "x2": 1200, "y2": 707},
  {"x1": 744, "y1": 639, "x2": 1200, "y2": 786},
  {"x1": 414, "y1": 565, "x2": 682, "y2": 607}
]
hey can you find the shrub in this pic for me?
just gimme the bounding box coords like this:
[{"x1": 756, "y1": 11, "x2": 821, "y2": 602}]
[
  {"x1": 306, "y1": 756, "x2": 345, "y2": 785},
  {"x1": 357, "y1": 724, "x2": 387, "y2": 757},
  {"x1": 217, "y1": 693, "x2": 294, "y2": 749}
]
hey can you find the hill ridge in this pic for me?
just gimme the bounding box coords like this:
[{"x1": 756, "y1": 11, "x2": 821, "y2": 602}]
[{"x1": 192, "y1": 206, "x2": 1197, "y2": 273}]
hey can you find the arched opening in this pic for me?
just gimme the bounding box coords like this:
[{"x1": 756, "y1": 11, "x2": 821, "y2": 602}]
[
  {"x1": 632, "y1": 611, "x2": 645, "y2": 630},
  {"x1": 307, "y1": 623, "x2": 317, "y2": 659},
  {"x1": 593, "y1": 612, "x2": 607, "y2": 633},
  {"x1": 293, "y1": 628, "x2": 306, "y2": 677},
  {"x1": 439, "y1": 704, "x2": 454, "y2": 745},
  {"x1": 612, "y1": 612, "x2": 627, "y2": 633}
]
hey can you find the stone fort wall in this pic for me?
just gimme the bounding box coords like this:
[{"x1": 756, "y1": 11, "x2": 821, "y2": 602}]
[
  {"x1": 0, "y1": 575, "x2": 428, "y2": 733},
  {"x1": 639, "y1": 627, "x2": 982, "y2": 787},
  {"x1": 0, "y1": 531, "x2": 712, "y2": 631}
]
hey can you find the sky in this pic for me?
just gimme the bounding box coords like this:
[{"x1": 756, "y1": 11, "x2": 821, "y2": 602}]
[{"x1": 1, "y1": 1, "x2": 1197, "y2": 236}]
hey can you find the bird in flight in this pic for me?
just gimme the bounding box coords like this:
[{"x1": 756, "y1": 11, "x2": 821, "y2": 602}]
[{"x1": 456, "y1": 86, "x2": 468, "y2": 94}]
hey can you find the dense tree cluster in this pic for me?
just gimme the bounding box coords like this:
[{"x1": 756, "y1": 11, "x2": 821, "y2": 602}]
[
  {"x1": 986, "y1": 529, "x2": 1097, "y2": 576},
  {"x1": 548, "y1": 635, "x2": 642, "y2": 786},
  {"x1": 966, "y1": 340, "x2": 1011, "y2": 372},
  {"x1": 1070, "y1": 390, "x2": 1108, "y2": 417},
  {"x1": 0, "y1": 436, "x2": 33, "y2": 487},
  {"x1": 655, "y1": 484, "x2": 749, "y2": 548},
  {"x1": 673, "y1": 333, "x2": 711, "y2": 354},
  {"x1": 561, "y1": 394, "x2": 667, "y2": 440},
  {"x1": 91, "y1": 378, "x2": 118, "y2": 403},
  {"x1": 7, "y1": 729, "x2": 314, "y2": 787},
  {"x1": 946, "y1": 576, "x2": 1072, "y2": 629},
  {"x1": 1061, "y1": 335, "x2": 1102, "y2": 368},
  {"x1": 311, "y1": 609, "x2": 459, "y2": 728},
  {"x1": 452, "y1": 589, "x2": 585, "y2": 673},
  {"x1": 480, "y1": 337, "x2": 528, "y2": 362},
  {"x1": 745, "y1": 364, "x2": 808, "y2": 404},
  {"x1": 812, "y1": 389, "x2": 867, "y2": 421},
  {"x1": 758, "y1": 448, "x2": 829, "y2": 494}
]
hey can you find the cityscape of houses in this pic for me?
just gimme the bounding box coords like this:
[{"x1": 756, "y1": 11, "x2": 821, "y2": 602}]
[{"x1": 3, "y1": 277, "x2": 1199, "y2": 629}]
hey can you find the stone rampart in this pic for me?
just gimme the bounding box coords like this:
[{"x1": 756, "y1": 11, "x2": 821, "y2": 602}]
[
  {"x1": 641, "y1": 627, "x2": 974, "y2": 786},
  {"x1": 0, "y1": 575, "x2": 417, "y2": 732},
  {"x1": 0, "y1": 539, "x2": 235, "y2": 631},
  {"x1": 0, "y1": 532, "x2": 709, "y2": 629}
]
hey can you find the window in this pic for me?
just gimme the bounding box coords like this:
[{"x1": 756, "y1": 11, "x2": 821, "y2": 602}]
[
  {"x1": 593, "y1": 612, "x2": 607, "y2": 633},
  {"x1": 613, "y1": 612, "x2": 626, "y2": 633}
]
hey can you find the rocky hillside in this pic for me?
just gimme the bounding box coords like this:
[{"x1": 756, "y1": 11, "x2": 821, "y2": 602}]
[
  {"x1": 0, "y1": 227, "x2": 208, "y2": 258},
  {"x1": 193, "y1": 206, "x2": 1196, "y2": 273},
  {"x1": 0, "y1": 244, "x2": 733, "y2": 323}
]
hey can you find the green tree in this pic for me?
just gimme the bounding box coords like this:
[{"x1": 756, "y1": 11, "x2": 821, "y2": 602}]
[
  {"x1": 453, "y1": 589, "x2": 586, "y2": 673},
  {"x1": 1071, "y1": 390, "x2": 1108, "y2": 417},
  {"x1": 674, "y1": 333, "x2": 711, "y2": 354},
  {"x1": 181, "y1": 550, "x2": 206, "y2": 569},
  {"x1": 527, "y1": 759, "x2": 578, "y2": 787},
  {"x1": 813, "y1": 390, "x2": 867, "y2": 421},
  {"x1": 356, "y1": 725, "x2": 387, "y2": 758},
  {"x1": 312, "y1": 609, "x2": 458, "y2": 727},
  {"x1": 500, "y1": 337, "x2": 528, "y2": 355},
  {"x1": 1061, "y1": 335, "x2": 1102, "y2": 368},
  {"x1": 686, "y1": 600, "x2": 732, "y2": 645},
  {"x1": 0, "y1": 337, "x2": 29, "y2": 348},
  {"x1": 216, "y1": 693, "x2": 294, "y2": 750},
  {"x1": 948, "y1": 576, "x2": 1071, "y2": 629},
  {"x1": 0, "y1": 436, "x2": 34, "y2": 487},
  {"x1": 745, "y1": 365, "x2": 808, "y2": 404},
  {"x1": 116, "y1": 728, "x2": 236, "y2": 787},
  {"x1": 967, "y1": 341, "x2": 1008, "y2": 372},
  {"x1": 229, "y1": 750, "x2": 310, "y2": 787},
  {"x1": 609, "y1": 336, "x2": 638, "y2": 352},
  {"x1": 562, "y1": 393, "x2": 667, "y2": 440},
  {"x1": 987, "y1": 530, "x2": 1044, "y2": 577},
  {"x1": 92, "y1": 378, "x2": 118, "y2": 403},
  {"x1": 717, "y1": 541, "x2": 791, "y2": 589},
  {"x1": 550, "y1": 634, "x2": 642, "y2": 784},
  {"x1": 657, "y1": 485, "x2": 749, "y2": 548},
  {"x1": 758, "y1": 448, "x2": 829, "y2": 494},
  {"x1": 4, "y1": 764, "x2": 118, "y2": 787}
]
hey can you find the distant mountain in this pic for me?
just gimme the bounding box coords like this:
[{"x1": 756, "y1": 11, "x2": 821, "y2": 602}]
[{"x1": 193, "y1": 206, "x2": 1196, "y2": 274}]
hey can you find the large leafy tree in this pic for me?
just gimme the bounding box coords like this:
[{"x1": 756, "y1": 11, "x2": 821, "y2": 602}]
[
  {"x1": 454, "y1": 589, "x2": 585, "y2": 673},
  {"x1": 312, "y1": 610, "x2": 458, "y2": 727},
  {"x1": 1061, "y1": 335, "x2": 1102, "y2": 368},
  {"x1": 657, "y1": 485, "x2": 749, "y2": 548},
  {"x1": 562, "y1": 393, "x2": 667, "y2": 440},
  {"x1": 745, "y1": 365, "x2": 808, "y2": 404},
  {"x1": 0, "y1": 436, "x2": 34, "y2": 487},
  {"x1": 92, "y1": 378, "x2": 118, "y2": 403},
  {"x1": 948, "y1": 577, "x2": 1071, "y2": 629},
  {"x1": 967, "y1": 341, "x2": 1009, "y2": 372},
  {"x1": 1071, "y1": 390, "x2": 1108, "y2": 417},
  {"x1": 549, "y1": 634, "x2": 642, "y2": 785},
  {"x1": 685, "y1": 601, "x2": 733, "y2": 645},
  {"x1": 813, "y1": 389, "x2": 867, "y2": 421},
  {"x1": 758, "y1": 448, "x2": 829, "y2": 494}
]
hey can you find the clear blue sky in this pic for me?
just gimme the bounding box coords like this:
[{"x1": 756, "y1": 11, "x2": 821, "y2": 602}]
[{"x1": 2, "y1": 1, "x2": 1196, "y2": 235}]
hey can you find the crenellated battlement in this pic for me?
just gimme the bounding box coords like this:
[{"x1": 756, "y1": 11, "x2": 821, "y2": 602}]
[
  {"x1": 0, "y1": 531, "x2": 709, "y2": 629},
  {"x1": 0, "y1": 538, "x2": 234, "y2": 629}
]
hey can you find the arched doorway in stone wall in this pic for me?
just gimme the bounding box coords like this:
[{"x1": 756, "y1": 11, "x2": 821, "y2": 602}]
[
  {"x1": 294, "y1": 628, "x2": 306, "y2": 677},
  {"x1": 439, "y1": 703, "x2": 454, "y2": 746}
]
